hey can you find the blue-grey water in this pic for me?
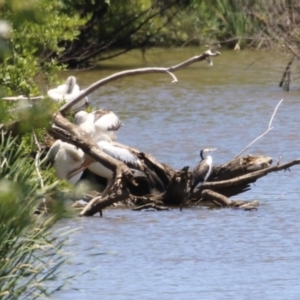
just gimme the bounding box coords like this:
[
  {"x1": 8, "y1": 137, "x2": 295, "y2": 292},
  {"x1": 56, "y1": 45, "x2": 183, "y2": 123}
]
[{"x1": 51, "y1": 49, "x2": 300, "y2": 299}]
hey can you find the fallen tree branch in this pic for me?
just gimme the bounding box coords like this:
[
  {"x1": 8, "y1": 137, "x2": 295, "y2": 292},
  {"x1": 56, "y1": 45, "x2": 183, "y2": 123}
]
[
  {"x1": 59, "y1": 49, "x2": 220, "y2": 114},
  {"x1": 201, "y1": 189, "x2": 259, "y2": 210},
  {"x1": 79, "y1": 173, "x2": 130, "y2": 216},
  {"x1": 204, "y1": 159, "x2": 300, "y2": 190},
  {"x1": 211, "y1": 155, "x2": 273, "y2": 181},
  {"x1": 202, "y1": 189, "x2": 232, "y2": 206},
  {"x1": 187, "y1": 155, "x2": 272, "y2": 199}
]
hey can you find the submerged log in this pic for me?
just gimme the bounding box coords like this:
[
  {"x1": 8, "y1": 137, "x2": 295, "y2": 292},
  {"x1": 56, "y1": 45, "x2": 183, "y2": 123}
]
[
  {"x1": 201, "y1": 189, "x2": 232, "y2": 207},
  {"x1": 201, "y1": 189, "x2": 259, "y2": 210}
]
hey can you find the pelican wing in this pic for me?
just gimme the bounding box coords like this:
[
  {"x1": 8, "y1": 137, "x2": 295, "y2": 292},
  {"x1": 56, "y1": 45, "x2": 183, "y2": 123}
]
[
  {"x1": 99, "y1": 141, "x2": 140, "y2": 168},
  {"x1": 47, "y1": 86, "x2": 66, "y2": 102},
  {"x1": 93, "y1": 111, "x2": 122, "y2": 132}
]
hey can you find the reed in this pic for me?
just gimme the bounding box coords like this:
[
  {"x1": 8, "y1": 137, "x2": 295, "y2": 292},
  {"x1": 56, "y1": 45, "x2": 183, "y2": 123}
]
[{"x1": 0, "y1": 132, "x2": 68, "y2": 299}]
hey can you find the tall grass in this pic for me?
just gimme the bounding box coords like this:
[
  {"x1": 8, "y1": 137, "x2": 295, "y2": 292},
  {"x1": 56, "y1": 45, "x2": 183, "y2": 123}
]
[{"x1": 0, "y1": 131, "x2": 68, "y2": 299}]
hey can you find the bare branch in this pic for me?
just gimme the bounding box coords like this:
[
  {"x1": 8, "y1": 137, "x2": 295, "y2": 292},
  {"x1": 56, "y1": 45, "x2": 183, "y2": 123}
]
[
  {"x1": 2, "y1": 95, "x2": 44, "y2": 101},
  {"x1": 268, "y1": 99, "x2": 283, "y2": 129},
  {"x1": 204, "y1": 158, "x2": 300, "y2": 190},
  {"x1": 59, "y1": 49, "x2": 220, "y2": 114},
  {"x1": 166, "y1": 71, "x2": 178, "y2": 83},
  {"x1": 234, "y1": 99, "x2": 283, "y2": 159}
]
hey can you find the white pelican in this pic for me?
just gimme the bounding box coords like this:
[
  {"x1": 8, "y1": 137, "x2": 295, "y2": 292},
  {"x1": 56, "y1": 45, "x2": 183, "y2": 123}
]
[
  {"x1": 46, "y1": 140, "x2": 85, "y2": 185},
  {"x1": 188, "y1": 148, "x2": 217, "y2": 198},
  {"x1": 68, "y1": 139, "x2": 144, "y2": 184},
  {"x1": 75, "y1": 109, "x2": 122, "y2": 142},
  {"x1": 47, "y1": 76, "x2": 88, "y2": 111}
]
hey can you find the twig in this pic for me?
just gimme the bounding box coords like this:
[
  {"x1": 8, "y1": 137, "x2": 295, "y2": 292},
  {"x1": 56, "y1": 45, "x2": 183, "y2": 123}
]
[
  {"x1": 166, "y1": 71, "x2": 178, "y2": 83},
  {"x1": 279, "y1": 56, "x2": 294, "y2": 89},
  {"x1": 59, "y1": 49, "x2": 220, "y2": 114},
  {"x1": 244, "y1": 57, "x2": 264, "y2": 71},
  {"x1": 268, "y1": 99, "x2": 283, "y2": 129},
  {"x1": 8, "y1": 105, "x2": 33, "y2": 112},
  {"x1": 32, "y1": 131, "x2": 47, "y2": 212},
  {"x1": 234, "y1": 99, "x2": 283, "y2": 159},
  {"x1": 2, "y1": 95, "x2": 44, "y2": 101}
]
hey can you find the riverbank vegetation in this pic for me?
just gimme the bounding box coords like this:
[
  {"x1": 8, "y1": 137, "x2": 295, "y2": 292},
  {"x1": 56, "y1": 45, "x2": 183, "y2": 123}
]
[
  {"x1": 2, "y1": 0, "x2": 300, "y2": 96},
  {"x1": 0, "y1": 131, "x2": 71, "y2": 298}
]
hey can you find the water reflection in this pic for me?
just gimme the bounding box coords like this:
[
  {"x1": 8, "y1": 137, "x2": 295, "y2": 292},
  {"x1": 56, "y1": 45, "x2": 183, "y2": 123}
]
[{"x1": 53, "y1": 49, "x2": 300, "y2": 299}]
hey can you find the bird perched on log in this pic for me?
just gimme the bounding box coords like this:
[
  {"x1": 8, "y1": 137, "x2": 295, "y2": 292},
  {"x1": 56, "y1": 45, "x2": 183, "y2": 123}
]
[
  {"x1": 74, "y1": 109, "x2": 122, "y2": 142},
  {"x1": 188, "y1": 148, "x2": 217, "y2": 199},
  {"x1": 46, "y1": 140, "x2": 85, "y2": 185},
  {"x1": 67, "y1": 136, "x2": 164, "y2": 192},
  {"x1": 47, "y1": 76, "x2": 88, "y2": 111}
]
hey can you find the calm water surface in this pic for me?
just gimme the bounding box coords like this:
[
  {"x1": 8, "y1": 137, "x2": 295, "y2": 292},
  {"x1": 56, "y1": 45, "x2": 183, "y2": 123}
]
[{"x1": 52, "y1": 49, "x2": 300, "y2": 299}]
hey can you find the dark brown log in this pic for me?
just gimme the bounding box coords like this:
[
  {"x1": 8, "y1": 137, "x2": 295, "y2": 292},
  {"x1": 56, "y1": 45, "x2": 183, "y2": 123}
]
[
  {"x1": 79, "y1": 173, "x2": 130, "y2": 216},
  {"x1": 132, "y1": 203, "x2": 170, "y2": 211},
  {"x1": 131, "y1": 166, "x2": 189, "y2": 207},
  {"x1": 157, "y1": 166, "x2": 189, "y2": 206},
  {"x1": 201, "y1": 189, "x2": 232, "y2": 207},
  {"x1": 201, "y1": 189, "x2": 259, "y2": 210}
]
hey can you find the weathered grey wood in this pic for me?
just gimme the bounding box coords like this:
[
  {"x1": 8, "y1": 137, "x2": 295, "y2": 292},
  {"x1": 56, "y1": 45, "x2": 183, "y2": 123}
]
[
  {"x1": 209, "y1": 155, "x2": 273, "y2": 181},
  {"x1": 204, "y1": 159, "x2": 300, "y2": 190}
]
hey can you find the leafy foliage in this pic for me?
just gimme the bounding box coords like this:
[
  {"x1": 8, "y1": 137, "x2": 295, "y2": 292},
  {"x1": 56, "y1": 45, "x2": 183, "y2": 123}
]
[{"x1": 0, "y1": 0, "x2": 84, "y2": 96}]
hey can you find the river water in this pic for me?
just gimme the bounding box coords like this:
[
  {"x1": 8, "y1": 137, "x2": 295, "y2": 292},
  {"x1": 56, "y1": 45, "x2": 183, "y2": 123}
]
[{"x1": 52, "y1": 48, "x2": 300, "y2": 299}]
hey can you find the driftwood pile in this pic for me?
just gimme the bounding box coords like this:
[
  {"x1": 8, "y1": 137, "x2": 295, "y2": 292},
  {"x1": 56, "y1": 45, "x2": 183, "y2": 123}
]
[
  {"x1": 48, "y1": 49, "x2": 300, "y2": 216},
  {"x1": 52, "y1": 108, "x2": 300, "y2": 216},
  {"x1": 4, "y1": 48, "x2": 300, "y2": 216}
]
